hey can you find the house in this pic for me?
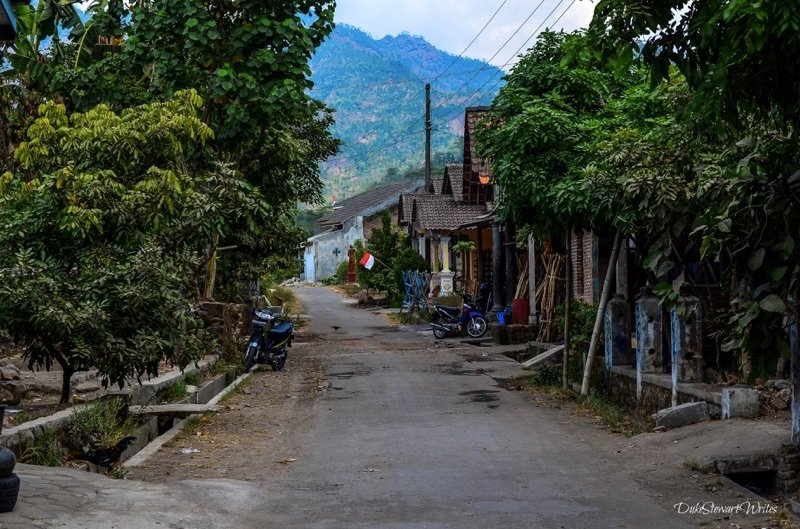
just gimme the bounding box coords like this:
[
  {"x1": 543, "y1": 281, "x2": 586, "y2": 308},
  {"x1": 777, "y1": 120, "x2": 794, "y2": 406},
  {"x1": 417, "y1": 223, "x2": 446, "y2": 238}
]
[
  {"x1": 303, "y1": 180, "x2": 422, "y2": 282},
  {"x1": 398, "y1": 107, "x2": 499, "y2": 300}
]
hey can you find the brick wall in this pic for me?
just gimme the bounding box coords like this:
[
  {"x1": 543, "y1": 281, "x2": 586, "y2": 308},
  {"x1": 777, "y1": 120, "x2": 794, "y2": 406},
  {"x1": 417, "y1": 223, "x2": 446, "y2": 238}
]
[
  {"x1": 570, "y1": 230, "x2": 597, "y2": 305},
  {"x1": 363, "y1": 205, "x2": 400, "y2": 240}
]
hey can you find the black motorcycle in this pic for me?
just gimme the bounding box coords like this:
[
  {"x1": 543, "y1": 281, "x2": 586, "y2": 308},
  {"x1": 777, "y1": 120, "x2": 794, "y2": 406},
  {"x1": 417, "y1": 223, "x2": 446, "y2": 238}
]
[{"x1": 244, "y1": 309, "x2": 294, "y2": 373}]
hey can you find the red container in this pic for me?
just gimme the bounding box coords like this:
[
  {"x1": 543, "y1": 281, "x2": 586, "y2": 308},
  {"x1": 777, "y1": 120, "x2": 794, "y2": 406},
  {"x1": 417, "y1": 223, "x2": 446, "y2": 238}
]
[{"x1": 511, "y1": 298, "x2": 529, "y2": 325}]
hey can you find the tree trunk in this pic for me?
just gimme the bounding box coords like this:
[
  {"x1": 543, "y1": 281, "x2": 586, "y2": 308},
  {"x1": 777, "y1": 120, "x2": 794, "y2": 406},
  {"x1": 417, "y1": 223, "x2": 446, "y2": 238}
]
[
  {"x1": 204, "y1": 233, "x2": 220, "y2": 300},
  {"x1": 52, "y1": 351, "x2": 75, "y2": 405},
  {"x1": 563, "y1": 228, "x2": 571, "y2": 390},
  {"x1": 580, "y1": 231, "x2": 623, "y2": 396}
]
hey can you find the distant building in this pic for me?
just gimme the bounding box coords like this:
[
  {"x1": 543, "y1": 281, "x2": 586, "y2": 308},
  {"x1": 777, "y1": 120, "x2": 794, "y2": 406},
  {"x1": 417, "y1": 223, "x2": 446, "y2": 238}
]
[
  {"x1": 398, "y1": 107, "x2": 496, "y2": 299},
  {"x1": 303, "y1": 180, "x2": 422, "y2": 282}
]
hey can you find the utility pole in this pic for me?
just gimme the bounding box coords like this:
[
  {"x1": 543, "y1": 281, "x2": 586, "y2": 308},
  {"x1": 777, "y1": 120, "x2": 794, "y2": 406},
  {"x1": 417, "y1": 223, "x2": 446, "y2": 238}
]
[{"x1": 425, "y1": 83, "x2": 431, "y2": 191}]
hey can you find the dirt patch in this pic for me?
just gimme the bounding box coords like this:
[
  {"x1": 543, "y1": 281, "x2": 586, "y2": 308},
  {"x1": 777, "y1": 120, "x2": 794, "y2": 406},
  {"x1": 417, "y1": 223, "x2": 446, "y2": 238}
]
[{"x1": 126, "y1": 339, "x2": 324, "y2": 482}]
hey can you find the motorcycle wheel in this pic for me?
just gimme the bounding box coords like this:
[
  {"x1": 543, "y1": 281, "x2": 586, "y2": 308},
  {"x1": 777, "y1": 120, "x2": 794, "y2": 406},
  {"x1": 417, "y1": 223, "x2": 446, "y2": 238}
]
[
  {"x1": 270, "y1": 351, "x2": 287, "y2": 372},
  {"x1": 466, "y1": 316, "x2": 488, "y2": 338},
  {"x1": 244, "y1": 345, "x2": 257, "y2": 373},
  {"x1": 431, "y1": 314, "x2": 448, "y2": 339}
]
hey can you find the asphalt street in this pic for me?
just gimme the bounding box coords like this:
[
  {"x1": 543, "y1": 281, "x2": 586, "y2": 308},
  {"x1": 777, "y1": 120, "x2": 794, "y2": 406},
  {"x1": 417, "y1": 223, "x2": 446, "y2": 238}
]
[{"x1": 4, "y1": 286, "x2": 777, "y2": 529}]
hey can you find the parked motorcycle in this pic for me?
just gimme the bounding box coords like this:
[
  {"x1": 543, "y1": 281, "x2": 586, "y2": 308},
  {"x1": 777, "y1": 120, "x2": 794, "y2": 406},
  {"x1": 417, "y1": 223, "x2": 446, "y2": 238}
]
[
  {"x1": 429, "y1": 294, "x2": 488, "y2": 339},
  {"x1": 244, "y1": 309, "x2": 294, "y2": 372}
]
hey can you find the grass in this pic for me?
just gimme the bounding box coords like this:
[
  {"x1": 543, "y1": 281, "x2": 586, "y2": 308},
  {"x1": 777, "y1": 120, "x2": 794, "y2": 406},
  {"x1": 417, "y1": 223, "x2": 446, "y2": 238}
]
[
  {"x1": 502, "y1": 371, "x2": 649, "y2": 437},
  {"x1": 172, "y1": 415, "x2": 204, "y2": 442},
  {"x1": 183, "y1": 371, "x2": 200, "y2": 386},
  {"x1": 573, "y1": 390, "x2": 650, "y2": 437},
  {"x1": 64, "y1": 397, "x2": 137, "y2": 457},
  {"x1": 9, "y1": 409, "x2": 34, "y2": 426},
  {"x1": 157, "y1": 379, "x2": 188, "y2": 403},
  {"x1": 20, "y1": 427, "x2": 64, "y2": 466}
]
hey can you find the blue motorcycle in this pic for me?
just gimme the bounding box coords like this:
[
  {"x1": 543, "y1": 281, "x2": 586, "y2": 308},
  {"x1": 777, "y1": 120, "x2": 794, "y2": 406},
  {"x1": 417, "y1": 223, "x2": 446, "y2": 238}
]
[{"x1": 429, "y1": 293, "x2": 488, "y2": 339}]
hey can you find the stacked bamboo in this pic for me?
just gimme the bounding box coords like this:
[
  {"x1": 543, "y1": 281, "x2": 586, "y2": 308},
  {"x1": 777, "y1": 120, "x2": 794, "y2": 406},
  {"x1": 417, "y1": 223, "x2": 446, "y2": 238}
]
[
  {"x1": 514, "y1": 255, "x2": 529, "y2": 299},
  {"x1": 535, "y1": 250, "x2": 565, "y2": 342}
]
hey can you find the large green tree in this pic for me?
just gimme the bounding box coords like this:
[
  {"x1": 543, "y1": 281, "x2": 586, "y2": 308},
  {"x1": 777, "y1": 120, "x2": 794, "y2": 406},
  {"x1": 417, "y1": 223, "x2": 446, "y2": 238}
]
[
  {"x1": 586, "y1": 0, "x2": 800, "y2": 377},
  {"x1": 0, "y1": 91, "x2": 271, "y2": 402}
]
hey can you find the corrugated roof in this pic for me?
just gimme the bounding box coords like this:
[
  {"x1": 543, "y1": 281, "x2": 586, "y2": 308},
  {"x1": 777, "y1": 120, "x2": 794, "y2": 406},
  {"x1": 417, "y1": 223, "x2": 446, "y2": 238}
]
[
  {"x1": 411, "y1": 194, "x2": 489, "y2": 231},
  {"x1": 318, "y1": 181, "x2": 422, "y2": 226}
]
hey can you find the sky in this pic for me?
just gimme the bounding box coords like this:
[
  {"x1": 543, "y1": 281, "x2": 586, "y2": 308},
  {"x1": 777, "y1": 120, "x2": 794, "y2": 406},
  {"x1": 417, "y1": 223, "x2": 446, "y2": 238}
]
[{"x1": 333, "y1": 0, "x2": 597, "y2": 70}]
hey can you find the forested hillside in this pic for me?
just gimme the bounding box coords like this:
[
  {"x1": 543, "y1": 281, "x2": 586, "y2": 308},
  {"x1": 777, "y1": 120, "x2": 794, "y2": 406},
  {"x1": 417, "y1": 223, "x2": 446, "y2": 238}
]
[{"x1": 309, "y1": 24, "x2": 504, "y2": 200}]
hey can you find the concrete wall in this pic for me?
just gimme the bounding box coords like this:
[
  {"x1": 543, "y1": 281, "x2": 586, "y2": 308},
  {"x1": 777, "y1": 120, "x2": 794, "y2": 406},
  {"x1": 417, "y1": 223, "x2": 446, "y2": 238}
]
[{"x1": 305, "y1": 216, "x2": 364, "y2": 281}]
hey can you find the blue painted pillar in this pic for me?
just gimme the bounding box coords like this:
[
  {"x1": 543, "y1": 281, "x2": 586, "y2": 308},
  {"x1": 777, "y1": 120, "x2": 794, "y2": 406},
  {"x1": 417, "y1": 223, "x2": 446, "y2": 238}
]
[
  {"x1": 605, "y1": 294, "x2": 632, "y2": 373},
  {"x1": 670, "y1": 297, "x2": 703, "y2": 407},
  {"x1": 635, "y1": 296, "x2": 663, "y2": 402}
]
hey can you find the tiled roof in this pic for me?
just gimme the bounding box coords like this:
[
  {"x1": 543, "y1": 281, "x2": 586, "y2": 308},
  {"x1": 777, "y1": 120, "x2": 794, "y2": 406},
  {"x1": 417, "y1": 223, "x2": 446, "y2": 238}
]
[
  {"x1": 319, "y1": 180, "x2": 422, "y2": 226},
  {"x1": 398, "y1": 193, "x2": 415, "y2": 225},
  {"x1": 429, "y1": 177, "x2": 444, "y2": 195},
  {"x1": 411, "y1": 194, "x2": 489, "y2": 231},
  {"x1": 444, "y1": 163, "x2": 463, "y2": 202}
]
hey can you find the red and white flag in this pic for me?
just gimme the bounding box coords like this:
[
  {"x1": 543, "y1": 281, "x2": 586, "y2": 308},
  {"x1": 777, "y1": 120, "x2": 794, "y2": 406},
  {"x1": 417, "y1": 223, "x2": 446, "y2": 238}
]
[{"x1": 359, "y1": 251, "x2": 375, "y2": 270}]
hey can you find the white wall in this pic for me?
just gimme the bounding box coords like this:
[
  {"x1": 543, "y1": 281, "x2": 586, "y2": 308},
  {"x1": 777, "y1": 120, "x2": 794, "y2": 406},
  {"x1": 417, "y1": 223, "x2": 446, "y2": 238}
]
[{"x1": 305, "y1": 216, "x2": 365, "y2": 281}]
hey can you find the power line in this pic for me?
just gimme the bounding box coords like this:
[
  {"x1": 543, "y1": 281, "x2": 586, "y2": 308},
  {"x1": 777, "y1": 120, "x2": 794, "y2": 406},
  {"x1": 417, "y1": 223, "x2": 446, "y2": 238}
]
[
  {"x1": 433, "y1": 0, "x2": 550, "y2": 106},
  {"x1": 431, "y1": 0, "x2": 576, "y2": 125},
  {"x1": 323, "y1": 0, "x2": 576, "y2": 167},
  {"x1": 429, "y1": 0, "x2": 509, "y2": 82}
]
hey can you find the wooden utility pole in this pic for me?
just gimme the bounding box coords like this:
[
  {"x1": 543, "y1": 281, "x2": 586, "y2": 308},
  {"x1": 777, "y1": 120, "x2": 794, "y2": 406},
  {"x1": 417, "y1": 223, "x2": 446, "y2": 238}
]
[
  {"x1": 563, "y1": 228, "x2": 571, "y2": 390},
  {"x1": 425, "y1": 83, "x2": 431, "y2": 191}
]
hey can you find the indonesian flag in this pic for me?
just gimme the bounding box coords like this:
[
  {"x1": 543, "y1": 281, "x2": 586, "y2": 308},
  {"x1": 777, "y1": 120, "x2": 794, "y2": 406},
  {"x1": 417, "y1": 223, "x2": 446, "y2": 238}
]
[{"x1": 359, "y1": 251, "x2": 375, "y2": 270}]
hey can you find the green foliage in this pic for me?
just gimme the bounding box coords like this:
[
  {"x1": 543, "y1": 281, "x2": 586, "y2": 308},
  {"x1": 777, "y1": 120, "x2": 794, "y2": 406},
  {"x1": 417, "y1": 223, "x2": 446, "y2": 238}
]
[
  {"x1": 476, "y1": 31, "x2": 633, "y2": 239},
  {"x1": 354, "y1": 211, "x2": 429, "y2": 303},
  {"x1": 0, "y1": 93, "x2": 234, "y2": 401},
  {"x1": 334, "y1": 260, "x2": 350, "y2": 283},
  {"x1": 21, "y1": 428, "x2": 65, "y2": 467},
  {"x1": 588, "y1": 0, "x2": 800, "y2": 127},
  {"x1": 65, "y1": 398, "x2": 136, "y2": 458},
  {"x1": 157, "y1": 379, "x2": 189, "y2": 403},
  {"x1": 554, "y1": 301, "x2": 597, "y2": 355},
  {"x1": 530, "y1": 364, "x2": 561, "y2": 387}
]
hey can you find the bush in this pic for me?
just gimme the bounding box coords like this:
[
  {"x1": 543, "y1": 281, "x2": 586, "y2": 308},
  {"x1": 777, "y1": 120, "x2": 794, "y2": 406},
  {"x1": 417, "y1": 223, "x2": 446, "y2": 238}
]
[
  {"x1": 21, "y1": 428, "x2": 64, "y2": 466},
  {"x1": 531, "y1": 364, "x2": 561, "y2": 386},
  {"x1": 554, "y1": 300, "x2": 597, "y2": 353},
  {"x1": 335, "y1": 260, "x2": 349, "y2": 283},
  {"x1": 65, "y1": 398, "x2": 137, "y2": 457}
]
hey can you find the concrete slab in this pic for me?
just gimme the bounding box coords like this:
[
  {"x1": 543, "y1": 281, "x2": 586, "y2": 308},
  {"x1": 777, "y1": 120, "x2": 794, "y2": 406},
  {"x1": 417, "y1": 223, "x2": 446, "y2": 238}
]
[
  {"x1": 721, "y1": 387, "x2": 760, "y2": 419},
  {"x1": 129, "y1": 403, "x2": 215, "y2": 418},
  {"x1": 652, "y1": 402, "x2": 710, "y2": 430},
  {"x1": 521, "y1": 344, "x2": 564, "y2": 369}
]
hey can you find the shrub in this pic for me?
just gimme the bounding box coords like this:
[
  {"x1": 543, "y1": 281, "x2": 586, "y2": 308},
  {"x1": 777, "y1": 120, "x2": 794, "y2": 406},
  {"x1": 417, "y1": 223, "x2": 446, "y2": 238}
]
[
  {"x1": 21, "y1": 428, "x2": 64, "y2": 466},
  {"x1": 65, "y1": 398, "x2": 137, "y2": 457}
]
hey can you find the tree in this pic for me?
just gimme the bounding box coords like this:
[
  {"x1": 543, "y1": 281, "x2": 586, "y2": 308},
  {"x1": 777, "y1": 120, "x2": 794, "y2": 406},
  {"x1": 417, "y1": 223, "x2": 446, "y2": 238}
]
[
  {"x1": 587, "y1": 0, "x2": 800, "y2": 378},
  {"x1": 475, "y1": 31, "x2": 634, "y2": 241},
  {"x1": 588, "y1": 0, "x2": 800, "y2": 127},
  {"x1": 0, "y1": 91, "x2": 270, "y2": 402}
]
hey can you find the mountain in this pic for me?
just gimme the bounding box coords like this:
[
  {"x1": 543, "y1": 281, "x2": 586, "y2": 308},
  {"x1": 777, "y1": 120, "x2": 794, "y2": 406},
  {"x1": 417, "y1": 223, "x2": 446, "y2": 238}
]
[{"x1": 309, "y1": 24, "x2": 505, "y2": 200}]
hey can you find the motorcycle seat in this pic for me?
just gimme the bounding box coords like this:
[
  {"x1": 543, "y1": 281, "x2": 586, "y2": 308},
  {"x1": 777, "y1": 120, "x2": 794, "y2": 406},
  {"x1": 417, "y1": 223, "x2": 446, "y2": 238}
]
[
  {"x1": 435, "y1": 305, "x2": 461, "y2": 317},
  {"x1": 267, "y1": 321, "x2": 293, "y2": 341}
]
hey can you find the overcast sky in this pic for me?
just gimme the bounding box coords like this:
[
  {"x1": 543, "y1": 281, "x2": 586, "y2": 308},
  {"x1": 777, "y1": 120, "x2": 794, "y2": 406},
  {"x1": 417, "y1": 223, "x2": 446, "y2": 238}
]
[{"x1": 333, "y1": 0, "x2": 597, "y2": 70}]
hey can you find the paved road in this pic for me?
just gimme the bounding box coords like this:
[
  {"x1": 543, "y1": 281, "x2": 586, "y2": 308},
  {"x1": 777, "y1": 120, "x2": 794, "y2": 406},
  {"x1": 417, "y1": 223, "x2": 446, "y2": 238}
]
[
  {"x1": 4, "y1": 286, "x2": 774, "y2": 529},
  {"x1": 255, "y1": 287, "x2": 696, "y2": 528}
]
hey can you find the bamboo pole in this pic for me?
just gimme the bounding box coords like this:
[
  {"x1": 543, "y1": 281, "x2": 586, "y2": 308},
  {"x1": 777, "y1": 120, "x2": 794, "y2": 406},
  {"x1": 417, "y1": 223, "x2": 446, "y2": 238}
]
[
  {"x1": 563, "y1": 228, "x2": 571, "y2": 390},
  {"x1": 580, "y1": 231, "x2": 623, "y2": 396}
]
